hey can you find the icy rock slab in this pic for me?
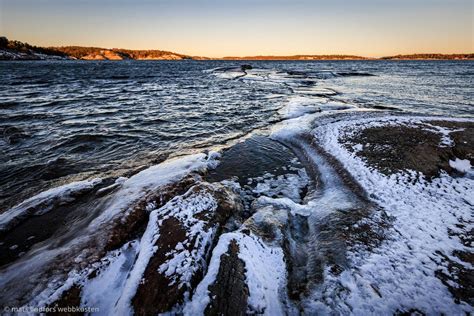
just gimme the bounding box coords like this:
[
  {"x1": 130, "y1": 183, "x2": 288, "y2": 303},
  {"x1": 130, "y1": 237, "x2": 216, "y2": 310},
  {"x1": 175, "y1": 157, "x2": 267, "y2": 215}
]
[
  {"x1": 114, "y1": 182, "x2": 242, "y2": 315},
  {"x1": 185, "y1": 205, "x2": 293, "y2": 316},
  {"x1": 37, "y1": 181, "x2": 242, "y2": 315}
]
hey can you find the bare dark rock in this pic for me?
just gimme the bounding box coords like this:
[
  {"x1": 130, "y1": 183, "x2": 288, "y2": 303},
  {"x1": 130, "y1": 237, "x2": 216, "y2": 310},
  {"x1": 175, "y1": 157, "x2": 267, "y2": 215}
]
[
  {"x1": 205, "y1": 240, "x2": 249, "y2": 316},
  {"x1": 46, "y1": 285, "x2": 83, "y2": 316},
  {"x1": 240, "y1": 64, "x2": 253, "y2": 71},
  {"x1": 343, "y1": 121, "x2": 474, "y2": 178},
  {"x1": 337, "y1": 72, "x2": 375, "y2": 77},
  {"x1": 370, "y1": 105, "x2": 401, "y2": 111}
]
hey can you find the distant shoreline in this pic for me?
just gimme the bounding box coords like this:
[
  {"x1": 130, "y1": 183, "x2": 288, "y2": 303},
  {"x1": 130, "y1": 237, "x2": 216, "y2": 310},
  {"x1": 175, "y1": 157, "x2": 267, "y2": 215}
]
[
  {"x1": 2, "y1": 57, "x2": 473, "y2": 61},
  {"x1": 1, "y1": 37, "x2": 473, "y2": 61}
]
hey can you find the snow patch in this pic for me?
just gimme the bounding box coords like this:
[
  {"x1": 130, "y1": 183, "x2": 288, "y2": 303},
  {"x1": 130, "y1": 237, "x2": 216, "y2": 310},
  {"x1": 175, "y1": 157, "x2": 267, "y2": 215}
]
[{"x1": 449, "y1": 158, "x2": 472, "y2": 173}]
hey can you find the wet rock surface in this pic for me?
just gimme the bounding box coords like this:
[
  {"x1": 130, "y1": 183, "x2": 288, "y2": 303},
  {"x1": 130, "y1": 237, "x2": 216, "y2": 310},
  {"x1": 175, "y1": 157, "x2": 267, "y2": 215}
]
[{"x1": 206, "y1": 136, "x2": 298, "y2": 184}]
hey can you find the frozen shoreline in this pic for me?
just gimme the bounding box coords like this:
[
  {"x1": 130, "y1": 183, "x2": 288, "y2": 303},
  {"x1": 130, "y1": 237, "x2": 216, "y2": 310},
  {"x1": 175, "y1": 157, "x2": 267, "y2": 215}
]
[
  {"x1": 1, "y1": 112, "x2": 472, "y2": 314},
  {"x1": 0, "y1": 63, "x2": 473, "y2": 314}
]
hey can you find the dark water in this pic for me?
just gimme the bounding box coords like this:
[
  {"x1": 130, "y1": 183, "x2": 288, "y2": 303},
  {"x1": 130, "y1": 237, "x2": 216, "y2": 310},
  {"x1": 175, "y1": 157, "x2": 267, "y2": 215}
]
[{"x1": 1, "y1": 60, "x2": 473, "y2": 210}]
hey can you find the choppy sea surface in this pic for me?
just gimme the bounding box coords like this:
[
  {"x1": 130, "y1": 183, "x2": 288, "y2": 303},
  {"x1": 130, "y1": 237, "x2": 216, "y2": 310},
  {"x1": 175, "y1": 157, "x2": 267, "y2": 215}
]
[{"x1": 1, "y1": 60, "x2": 472, "y2": 210}]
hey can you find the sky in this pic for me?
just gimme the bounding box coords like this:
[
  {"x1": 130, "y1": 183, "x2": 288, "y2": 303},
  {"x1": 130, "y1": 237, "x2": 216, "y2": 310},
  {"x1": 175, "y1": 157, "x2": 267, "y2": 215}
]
[{"x1": 0, "y1": 0, "x2": 473, "y2": 57}]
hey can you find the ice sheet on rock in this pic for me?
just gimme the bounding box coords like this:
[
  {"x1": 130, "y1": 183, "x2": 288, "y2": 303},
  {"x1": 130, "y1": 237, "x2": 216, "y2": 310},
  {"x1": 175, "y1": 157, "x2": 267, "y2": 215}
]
[
  {"x1": 251, "y1": 169, "x2": 309, "y2": 203},
  {"x1": 95, "y1": 176, "x2": 128, "y2": 195},
  {"x1": 271, "y1": 104, "x2": 357, "y2": 142},
  {"x1": 210, "y1": 68, "x2": 247, "y2": 80},
  {"x1": 28, "y1": 181, "x2": 229, "y2": 315},
  {"x1": 278, "y1": 97, "x2": 321, "y2": 119},
  {"x1": 318, "y1": 100, "x2": 355, "y2": 111},
  {"x1": 1, "y1": 152, "x2": 220, "y2": 308},
  {"x1": 220, "y1": 166, "x2": 309, "y2": 215},
  {"x1": 90, "y1": 152, "x2": 220, "y2": 227},
  {"x1": 184, "y1": 231, "x2": 287, "y2": 316},
  {"x1": 29, "y1": 240, "x2": 139, "y2": 312},
  {"x1": 308, "y1": 115, "x2": 474, "y2": 314},
  {"x1": 254, "y1": 184, "x2": 358, "y2": 219},
  {"x1": 278, "y1": 96, "x2": 354, "y2": 120},
  {"x1": 81, "y1": 240, "x2": 139, "y2": 315},
  {"x1": 113, "y1": 205, "x2": 162, "y2": 315},
  {"x1": 270, "y1": 113, "x2": 318, "y2": 141},
  {"x1": 0, "y1": 178, "x2": 102, "y2": 232},
  {"x1": 254, "y1": 196, "x2": 309, "y2": 216}
]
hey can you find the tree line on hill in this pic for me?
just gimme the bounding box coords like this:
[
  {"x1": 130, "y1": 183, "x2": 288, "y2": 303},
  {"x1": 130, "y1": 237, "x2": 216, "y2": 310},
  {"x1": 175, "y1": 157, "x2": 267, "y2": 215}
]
[
  {"x1": 222, "y1": 55, "x2": 367, "y2": 60},
  {"x1": 380, "y1": 53, "x2": 474, "y2": 60},
  {"x1": 52, "y1": 46, "x2": 191, "y2": 59},
  {"x1": 0, "y1": 36, "x2": 66, "y2": 57},
  {"x1": 0, "y1": 37, "x2": 191, "y2": 59}
]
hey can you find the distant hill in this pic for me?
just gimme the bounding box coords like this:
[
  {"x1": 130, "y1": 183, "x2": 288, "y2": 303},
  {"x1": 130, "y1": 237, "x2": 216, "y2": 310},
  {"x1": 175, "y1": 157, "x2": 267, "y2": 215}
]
[
  {"x1": 53, "y1": 46, "x2": 197, "y2": 60},
  {"x1": 0, "y1": 37, "x2": 199, "y2": 60},
  {"x1": 221, "y1": 55, "x2": 368, "y2": 60},
  {"x1": 223, "y1": 54, "x2": 474, "y2": 60},
  {"x1": 381, "y1": 53, "x2": 474, "y2": 60},
  {"x1": 0, "y1": 37, "x2": 472, "y2": 61}
]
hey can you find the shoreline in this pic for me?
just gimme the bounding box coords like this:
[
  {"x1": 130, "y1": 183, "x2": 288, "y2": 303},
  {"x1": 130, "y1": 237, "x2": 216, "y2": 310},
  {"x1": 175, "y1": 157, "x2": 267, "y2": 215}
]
[
  {"x1": 1, "y1": 111, "x2": 472, "y2": 314},
  {"x1": 0, "y1": 62, "x2": 472, "y2": 314}
]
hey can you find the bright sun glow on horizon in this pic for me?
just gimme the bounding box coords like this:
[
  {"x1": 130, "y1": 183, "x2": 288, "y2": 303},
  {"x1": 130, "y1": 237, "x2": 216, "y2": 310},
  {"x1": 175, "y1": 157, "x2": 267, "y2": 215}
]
[{"x1": 0, "y1": 0, "x2": 473, "y2": 57}]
